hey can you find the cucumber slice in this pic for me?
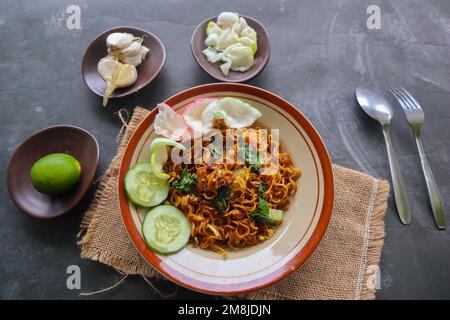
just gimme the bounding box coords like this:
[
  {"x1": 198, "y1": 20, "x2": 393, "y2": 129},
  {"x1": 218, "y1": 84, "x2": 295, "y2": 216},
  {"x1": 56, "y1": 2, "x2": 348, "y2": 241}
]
[
  {"x1": 124, "y1": 163, "x2": 169, "y2": 207},
  {"x1": 142, "y1": 205, "x2": 191, "y2": 254}
]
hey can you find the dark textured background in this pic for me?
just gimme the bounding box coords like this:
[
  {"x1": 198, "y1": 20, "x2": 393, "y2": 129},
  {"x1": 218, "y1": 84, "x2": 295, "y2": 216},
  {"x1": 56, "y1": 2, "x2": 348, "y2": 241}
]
[{"x1": 1, "y1": 0, "x2": 449, "y2": 299}]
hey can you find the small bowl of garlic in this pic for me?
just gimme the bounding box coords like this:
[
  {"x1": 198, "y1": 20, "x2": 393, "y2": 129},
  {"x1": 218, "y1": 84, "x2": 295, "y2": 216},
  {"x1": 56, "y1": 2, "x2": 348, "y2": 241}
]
[
  {"x1": 82, "y1": 26, "x2": 166, "y2": 106},
  {"x1": 191, "y1": 13, "x2": 270, "y2": 83}
]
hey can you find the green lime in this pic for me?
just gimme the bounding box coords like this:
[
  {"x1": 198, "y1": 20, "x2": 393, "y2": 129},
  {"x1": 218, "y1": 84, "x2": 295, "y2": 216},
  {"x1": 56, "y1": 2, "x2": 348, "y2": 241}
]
[{"x1": 30, "y1": 153, "x2": 81, "y2": 195}]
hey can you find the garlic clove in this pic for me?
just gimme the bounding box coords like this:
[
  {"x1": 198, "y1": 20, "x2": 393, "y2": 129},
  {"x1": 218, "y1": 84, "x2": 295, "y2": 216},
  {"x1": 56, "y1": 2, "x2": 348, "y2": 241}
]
[
  {"x1": 108, "y1": 47, "x2": 122, "y2": 60},
  {"x1": 121, "y1": 53, "x2": 143, "y2": 67},
  {"x1": 97, "y1": 56, "x2": 119, "y2": 83},
  {"x1": 142, "y1": 46, "x2": 150, "y2": 60},
  {"x1": 121, "y1": 41, "x2": 143, "y2": 57},
  {"x1": 103, "y1": 63, "x2": 137, "y2": 106},
  {"x1": 98, "y1": 56, "x2": 137, "y2": 106},
  {"x1": 107, "y1": 36, "x2": 150, "y2": 67},
  {"x1": 115, "y1": 64, "x2": 137, "y2": 88},
  {"x1": 118, "y1": 41, "x2": 145, "y2": 66}
]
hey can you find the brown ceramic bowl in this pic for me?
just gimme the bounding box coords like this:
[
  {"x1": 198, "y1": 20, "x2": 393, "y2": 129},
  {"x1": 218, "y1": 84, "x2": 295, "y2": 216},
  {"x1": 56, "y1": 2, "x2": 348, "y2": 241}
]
[
  {"x1": 7, "y1": 125, "x2": 99, "y2": 219},
  {"x1": 191, "y1": 16, "x2": 270, "y2": 83},
  {"x1": 81, "y1": 26, "x2": 166, "y2": 99}
]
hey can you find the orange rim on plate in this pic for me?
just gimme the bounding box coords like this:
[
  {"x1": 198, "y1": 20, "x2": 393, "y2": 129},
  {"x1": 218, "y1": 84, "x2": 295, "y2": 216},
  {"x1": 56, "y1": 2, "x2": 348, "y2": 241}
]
[{"x1": 118, "y1": 83, "x2": 334, "y2": 295}]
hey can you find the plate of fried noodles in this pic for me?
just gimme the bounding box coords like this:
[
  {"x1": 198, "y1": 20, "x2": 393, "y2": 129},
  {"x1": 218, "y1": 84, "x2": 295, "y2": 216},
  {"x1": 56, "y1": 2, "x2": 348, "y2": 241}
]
[{"x1": 119, "y1": 83, "x2": 334, "y2": 295}]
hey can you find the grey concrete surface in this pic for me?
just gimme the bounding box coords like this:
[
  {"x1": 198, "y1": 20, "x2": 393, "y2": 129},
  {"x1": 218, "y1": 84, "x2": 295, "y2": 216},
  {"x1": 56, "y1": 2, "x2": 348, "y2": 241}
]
[{"x1": 1, "y1": 0, "x2": 449, "y2": 299}]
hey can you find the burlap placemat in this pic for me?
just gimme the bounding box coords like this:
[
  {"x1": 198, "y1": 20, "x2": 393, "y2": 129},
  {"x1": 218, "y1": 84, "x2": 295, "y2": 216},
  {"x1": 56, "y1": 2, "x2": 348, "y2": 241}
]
[{"x1": 79, "y1": 107, "x2": 390, "y2": 300}]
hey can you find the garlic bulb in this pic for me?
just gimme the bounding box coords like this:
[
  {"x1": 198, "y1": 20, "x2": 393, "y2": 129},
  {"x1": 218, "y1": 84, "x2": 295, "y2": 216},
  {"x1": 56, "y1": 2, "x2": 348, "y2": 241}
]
[
  {"x1": 106, "y1": 32, "x2": 150, "y2": 67},
  {"x1": 106, "y1": 32, "x2": 135, "y2": 50},
  {"x1": 97, "y1": 32, "x2": 149, "y2": 106},
  {"x1": 97, "y1": 56, "x2": 137, "y2": 106}
]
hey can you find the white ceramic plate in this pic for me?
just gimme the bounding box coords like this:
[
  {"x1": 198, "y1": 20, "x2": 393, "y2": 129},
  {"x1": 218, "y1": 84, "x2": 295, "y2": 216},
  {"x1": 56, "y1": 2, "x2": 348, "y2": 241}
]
[{"x1": 118, "y1": 83, "x2": 334, "y2": 295}]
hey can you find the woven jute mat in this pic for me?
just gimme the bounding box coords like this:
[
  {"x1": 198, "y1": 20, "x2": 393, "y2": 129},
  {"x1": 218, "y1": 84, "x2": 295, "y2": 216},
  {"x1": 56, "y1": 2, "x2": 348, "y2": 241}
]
[{"x1": 79, "y1": 107, "x2": 390, "y2": 300}]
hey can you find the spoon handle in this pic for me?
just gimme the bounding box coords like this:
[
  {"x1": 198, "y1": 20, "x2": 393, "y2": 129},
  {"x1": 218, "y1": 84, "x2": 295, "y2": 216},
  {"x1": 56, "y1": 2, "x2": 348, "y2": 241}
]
[{"x1": 382, "y1": 125, "x2": 412, "y2": 224}]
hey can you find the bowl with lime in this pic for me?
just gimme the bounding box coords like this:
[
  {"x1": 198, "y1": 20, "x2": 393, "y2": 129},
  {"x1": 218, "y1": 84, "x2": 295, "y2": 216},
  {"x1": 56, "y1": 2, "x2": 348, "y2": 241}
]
[{"x1": 7, "y1": 125, "x2": 99, "y2": 219}]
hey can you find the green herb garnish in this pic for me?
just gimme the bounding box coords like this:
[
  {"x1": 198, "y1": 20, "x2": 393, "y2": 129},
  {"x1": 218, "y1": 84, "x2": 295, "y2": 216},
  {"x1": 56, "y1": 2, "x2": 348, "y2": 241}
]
[
  {"x1": 250, "y1": 183, "x2": 283, "y2": 225},
  {"x1": 249, "y1": 152, "x2": 263, "y2": 172},
  {"x1": 238, "y1": 136, "x2": 263, "y2": 172},
  {"x1": 172, "y1": 168, "x2": 197, "y2": 193},
  {"x1": 213, "y1": 186, "x2": 231, "y2": 213}
]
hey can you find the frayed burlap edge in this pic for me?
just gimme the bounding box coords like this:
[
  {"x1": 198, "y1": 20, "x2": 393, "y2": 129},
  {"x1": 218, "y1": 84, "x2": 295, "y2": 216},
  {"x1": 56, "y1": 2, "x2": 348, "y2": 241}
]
[{"x1": 357, "y1": 179, "x2": 389, "y2": 300}]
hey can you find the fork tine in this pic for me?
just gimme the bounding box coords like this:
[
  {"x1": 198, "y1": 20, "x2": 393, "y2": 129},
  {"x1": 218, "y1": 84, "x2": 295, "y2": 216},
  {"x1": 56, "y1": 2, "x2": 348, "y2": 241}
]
[
  {"x1": 390, "y1": 89, "x2": 411, "y2": 110},
  {"x1": 394, "y1": 89, "x2": 416, "y2": 110},
  {"x1": 400, "y1": 87, "x2": 422, "y2": 110}
]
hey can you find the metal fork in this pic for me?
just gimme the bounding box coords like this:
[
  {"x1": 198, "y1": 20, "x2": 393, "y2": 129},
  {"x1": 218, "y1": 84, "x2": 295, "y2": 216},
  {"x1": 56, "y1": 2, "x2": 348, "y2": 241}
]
[{"x1": 390, "y1": 88, "x2": 446, "y2": 230}]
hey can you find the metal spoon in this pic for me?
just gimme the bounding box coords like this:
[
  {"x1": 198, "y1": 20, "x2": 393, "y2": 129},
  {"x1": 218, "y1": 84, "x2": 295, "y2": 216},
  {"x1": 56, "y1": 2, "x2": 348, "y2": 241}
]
[{"x1": 356, "y1": 87, "x2": 411, "y2": 224}]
